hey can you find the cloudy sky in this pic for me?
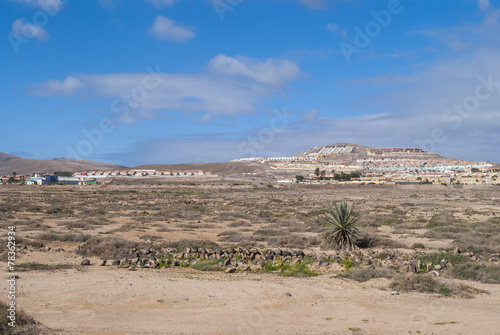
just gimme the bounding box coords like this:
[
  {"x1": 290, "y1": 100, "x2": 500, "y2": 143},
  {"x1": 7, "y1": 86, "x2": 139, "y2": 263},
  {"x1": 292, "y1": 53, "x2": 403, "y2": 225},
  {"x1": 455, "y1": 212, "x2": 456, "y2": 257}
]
[{"x1": 2, "y1": 0, "x2": 500, "y2": 165}]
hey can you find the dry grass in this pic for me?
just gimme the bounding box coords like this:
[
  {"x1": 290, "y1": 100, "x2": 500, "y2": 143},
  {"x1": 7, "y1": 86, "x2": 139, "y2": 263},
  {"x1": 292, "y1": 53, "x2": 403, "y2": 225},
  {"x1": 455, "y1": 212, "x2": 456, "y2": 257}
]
[
  {"x1": 389, "y1": 274, "x2": 488, "y2": 298},
  {"x1": 342, "y1": 267, "x2": 395, "y2": 282},
  {"x1": 76, "y1": 237, "x2": 138, "y2": 259},
  {"x1": 0, "y1": 300, "x2": 48, "y2": 334}
]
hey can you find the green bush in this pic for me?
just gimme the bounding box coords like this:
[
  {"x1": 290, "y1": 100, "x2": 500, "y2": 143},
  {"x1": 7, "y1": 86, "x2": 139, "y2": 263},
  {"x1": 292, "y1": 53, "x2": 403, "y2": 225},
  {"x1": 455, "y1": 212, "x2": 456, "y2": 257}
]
[
  {"x1": 340, "y1": 258, "x2": 355, "y2": 270},
  {"x1": 190, "y1": 259, "x2": 222, "y2": 272},
  {"x1": 261, "y1": 262, "x2": 318, "y2": 277},
  {"x1": 323, "y1": 202, "x2": 360, "y2": 250},
  {"x1": 281, "y1": 263, "x2": 318, "y2": 277}
]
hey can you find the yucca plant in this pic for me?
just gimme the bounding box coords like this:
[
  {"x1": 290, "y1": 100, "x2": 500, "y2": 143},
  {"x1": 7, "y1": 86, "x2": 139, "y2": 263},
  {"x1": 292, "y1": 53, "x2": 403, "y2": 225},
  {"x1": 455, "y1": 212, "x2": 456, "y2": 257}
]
[{"x1": 323, "y1": 201, "x2": 360, "y2": 250}]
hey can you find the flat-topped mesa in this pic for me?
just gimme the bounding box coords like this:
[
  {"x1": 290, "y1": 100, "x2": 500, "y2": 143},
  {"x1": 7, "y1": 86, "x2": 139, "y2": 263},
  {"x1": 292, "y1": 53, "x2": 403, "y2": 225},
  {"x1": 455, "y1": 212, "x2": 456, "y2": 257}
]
[
  {"x1": 367, "y1": 147, "x2": 439, "y2": 158},
  {"x1": 297, "y1": 143, "x2": 369, "y2": 157}
]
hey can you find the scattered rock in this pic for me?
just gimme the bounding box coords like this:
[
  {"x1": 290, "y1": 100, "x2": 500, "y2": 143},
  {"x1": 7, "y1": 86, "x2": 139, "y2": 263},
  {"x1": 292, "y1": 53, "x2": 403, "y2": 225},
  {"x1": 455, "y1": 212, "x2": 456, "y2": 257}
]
[
  {"x1": 81, "y1": 259, "x2": 91, "y2": 266},
  {"x1": 400, "y1": 265, "x2": 410, "y2": 273},
  {"x1": 226, "y1": 267, "x2": 236, "y2": 273}
]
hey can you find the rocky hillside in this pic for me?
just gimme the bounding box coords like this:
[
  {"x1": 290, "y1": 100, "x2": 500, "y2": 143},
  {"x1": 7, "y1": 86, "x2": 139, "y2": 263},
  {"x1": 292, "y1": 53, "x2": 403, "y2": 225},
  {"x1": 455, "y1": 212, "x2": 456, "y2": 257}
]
[{"x1": 0, "y1": 153, "x2": 127, "y2": 175}]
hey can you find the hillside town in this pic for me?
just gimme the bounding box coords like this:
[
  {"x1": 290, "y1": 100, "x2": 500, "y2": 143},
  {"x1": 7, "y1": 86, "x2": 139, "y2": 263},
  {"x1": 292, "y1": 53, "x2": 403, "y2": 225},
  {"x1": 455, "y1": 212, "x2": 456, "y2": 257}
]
[
  {"x1": 233, "y1": 146, "x2": 498, "y2": 185},
  {"x1": 0, "y1": 169, "x2": 215, "y2": 186},
  {"x1": 1, "y1": 161, "x2": 498, "y2": 186}
]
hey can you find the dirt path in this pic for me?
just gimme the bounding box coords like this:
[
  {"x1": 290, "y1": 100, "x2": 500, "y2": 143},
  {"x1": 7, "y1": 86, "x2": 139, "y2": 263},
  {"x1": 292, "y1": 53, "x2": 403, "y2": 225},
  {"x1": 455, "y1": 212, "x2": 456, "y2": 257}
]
[{"x1": 3, "y1": 265, "x2": 500, "y2": 335}]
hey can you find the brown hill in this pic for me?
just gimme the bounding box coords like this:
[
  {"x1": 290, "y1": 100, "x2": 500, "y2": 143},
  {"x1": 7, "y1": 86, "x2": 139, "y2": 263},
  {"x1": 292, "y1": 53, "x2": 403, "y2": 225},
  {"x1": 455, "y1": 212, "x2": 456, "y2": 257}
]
[
  {"x1": 0, "y1": 152, "x2": 19, "y2": 164},
  {"x1": 0, "y1": 153, "x2": 127, "y2": 176},
  {"x1": 134, "y1": 161, "x2": 267, "y2": 176}
]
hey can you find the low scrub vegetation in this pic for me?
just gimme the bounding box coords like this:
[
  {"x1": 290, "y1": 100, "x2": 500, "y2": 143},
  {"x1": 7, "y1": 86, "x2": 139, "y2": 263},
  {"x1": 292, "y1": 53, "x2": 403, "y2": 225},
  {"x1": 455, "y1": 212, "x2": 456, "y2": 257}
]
[
  {"x1": 451, "y1": 263, "x2": 500, "y2": 284},
  {"x1": 342, "y1": 267, "x2": 394, "y2": 282},
  {"x1": 36, "y1": 231, "x2": 91, "y2": 242},
  {"x1": 190, "y1": 259, "x2": 221, "y2": 271},
  {"x1": 0, "y1": 300, "x2": 47, "y2": 334},
  {"x1": 261, "y1": 262, "x2": 318, "y2": 277},
  {"x1": 17, "y1": 263, "x2": 74, "y2": 271},
  {"x1": 77, "y1": 237, "x2": 138, "y2": 259},
  {"x1": 389, "y1": 274, "x2": 488, "y2": 298}
]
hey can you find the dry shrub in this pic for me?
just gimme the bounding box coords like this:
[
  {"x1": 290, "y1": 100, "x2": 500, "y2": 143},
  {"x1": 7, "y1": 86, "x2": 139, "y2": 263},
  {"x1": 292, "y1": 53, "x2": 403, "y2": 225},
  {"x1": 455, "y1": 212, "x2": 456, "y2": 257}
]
[
  {"x1": 343, "y1": 267, "x2": 394, "y2": 282},
  {"x1": 36, "y1": 231, "x2": 91, "y2": 242},
  {"x1": 275, "y1": 234, "x2": 308, "y2": 248},
  {"x1": 390, "y1": 274, "x2": 488, "y2": 298},
  {"x1": 45, "y1": 206, "x2": 74, "y2": 216},
  {"x1": 356, "y1": 233, "x2": 407, "y2": 249},
  {"x1": 218, "y1": 231, "x2": 252, "y2": 244},
  {"x1": 76, "y1": 237, "x2": 137, "y2": 259},
  {"x1": 228, "y1": 220, "x2": 250, "y2": 228},
  {"x1": 451, "y1": 262, "x2": 500, "y2": 284},
  {"x1": 0, "y1": 300, "x2": 48, "y2": 334}
]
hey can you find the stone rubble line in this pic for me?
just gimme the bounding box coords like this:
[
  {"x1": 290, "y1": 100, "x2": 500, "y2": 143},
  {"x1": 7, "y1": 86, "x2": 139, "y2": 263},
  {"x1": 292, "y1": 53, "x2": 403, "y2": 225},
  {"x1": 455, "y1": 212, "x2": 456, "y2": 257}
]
[{"x1": 17, "y1": 244, "x2": 498, "y2": 274}]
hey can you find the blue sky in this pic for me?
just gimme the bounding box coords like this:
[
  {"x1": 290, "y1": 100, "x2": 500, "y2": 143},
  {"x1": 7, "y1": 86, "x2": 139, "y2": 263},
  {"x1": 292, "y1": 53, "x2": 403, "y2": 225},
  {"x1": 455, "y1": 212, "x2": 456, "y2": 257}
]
[{"x1": 2, "y1": 0, "x2": 500, "y2": 166}]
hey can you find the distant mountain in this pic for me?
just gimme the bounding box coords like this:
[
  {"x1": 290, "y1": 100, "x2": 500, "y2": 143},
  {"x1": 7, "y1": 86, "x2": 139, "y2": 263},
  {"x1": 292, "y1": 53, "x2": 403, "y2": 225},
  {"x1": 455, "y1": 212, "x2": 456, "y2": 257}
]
[
  {"x1": 135, "y1": 162, "x2": 266, "y2": 175},
  {"x1": 0, "y1": 153, "x2": 128, "y2": 175},
  {"x1": 0, "y1": 152, "x2": 19, "y2": 164}
]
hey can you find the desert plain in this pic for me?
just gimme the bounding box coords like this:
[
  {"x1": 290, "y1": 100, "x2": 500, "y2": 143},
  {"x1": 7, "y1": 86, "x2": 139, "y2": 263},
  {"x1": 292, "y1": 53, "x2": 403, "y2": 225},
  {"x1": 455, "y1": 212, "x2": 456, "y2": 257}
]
[{"x1": 1, "y1": 179, "x2": 500, "y2": 334}]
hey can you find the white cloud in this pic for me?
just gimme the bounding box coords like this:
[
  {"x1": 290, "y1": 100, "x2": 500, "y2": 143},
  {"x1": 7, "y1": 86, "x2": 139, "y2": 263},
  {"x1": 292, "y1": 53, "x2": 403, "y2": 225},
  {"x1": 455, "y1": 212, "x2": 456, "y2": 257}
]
[
  {"x1": 149, "y1": 16, "x2": 195, "y2": 43},
  {"x1": 208, "y1": 54, "x2": 302, "y2": 87},
  {"x1": 11, "y1": 19, "x2": 50, "y2": 41},
  {"x1": 28, "y1": 55, "x2": 302, "y2": 119},
  {"x1": 98, "y1": 0, "x2": 120, "y2": 10},
  {"x1": 478, "y1": 0, "x2": 490, "y2": 11},
  {"x1": 326, "y1": 23, "x2": 337, "y2": 31},
  {"x1": 30, "y1": 76, "x2": 84, "y2": 96},
  {"x1": 192, "y1": 114, "x2": 213, "y2": 123},
  {"x1": 326, "y1": 22, "x2": 347, "y2": 37},
  {"x1": 477, "y1": 0, "x2": 500, "y2": 25},
  {"x1": 9, "y1": 0, "x2": 64, "y2": 14},
  {"x1": 9, "y1": 0, "x2": 62, "y2": 6},
  {"x1": 299, "y1": 0, "x2": 327, "y2": 9},
  {"x1": 144, "y1": 0, "x2": 176, "y2": 7}
]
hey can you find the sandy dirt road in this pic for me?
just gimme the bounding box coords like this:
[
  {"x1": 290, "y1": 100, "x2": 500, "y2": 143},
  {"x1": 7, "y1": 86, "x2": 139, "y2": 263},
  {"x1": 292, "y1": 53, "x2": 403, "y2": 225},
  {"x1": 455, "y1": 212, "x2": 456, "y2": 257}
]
[{"x1": 2, "y1": 264, "x2": 500, "y2": 335}]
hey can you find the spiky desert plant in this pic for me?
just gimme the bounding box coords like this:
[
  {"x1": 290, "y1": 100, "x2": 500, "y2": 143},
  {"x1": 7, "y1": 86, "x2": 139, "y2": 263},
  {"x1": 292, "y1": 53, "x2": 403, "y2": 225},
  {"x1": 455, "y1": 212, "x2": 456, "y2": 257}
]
[{"x1": 323, "y1": 201, "x2": 360, "y2": 250}]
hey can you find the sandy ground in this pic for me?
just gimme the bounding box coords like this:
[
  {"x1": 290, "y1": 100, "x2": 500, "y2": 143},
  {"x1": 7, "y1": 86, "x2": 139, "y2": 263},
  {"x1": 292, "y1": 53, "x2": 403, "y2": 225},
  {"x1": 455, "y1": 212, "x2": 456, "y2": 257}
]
[
  {"x1": 2, "y1": 254, "x2": 500, "y2": 335},
  {"x1": 1, "y1": 183, "x2": 500, "y2": 334}
]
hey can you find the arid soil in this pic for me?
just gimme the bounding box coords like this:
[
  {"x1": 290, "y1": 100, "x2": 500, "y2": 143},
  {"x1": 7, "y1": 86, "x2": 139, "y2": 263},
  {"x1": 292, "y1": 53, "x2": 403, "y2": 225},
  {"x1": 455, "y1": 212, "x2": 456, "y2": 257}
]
[
  {"x1": 1, "y1": 180, "x2": 499, "y2": 334},
  {"x1": 6, "y1": 265, "x2": 500, "y2": 335}
]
